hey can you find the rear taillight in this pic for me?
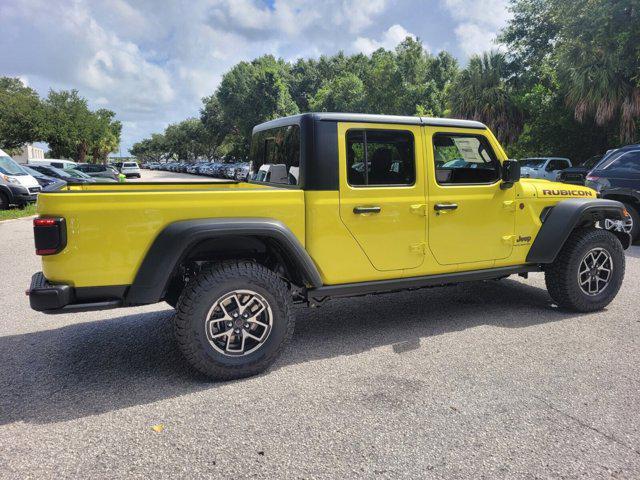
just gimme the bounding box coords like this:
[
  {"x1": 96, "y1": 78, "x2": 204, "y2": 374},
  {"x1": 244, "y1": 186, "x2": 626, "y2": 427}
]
[
  {"x1": 585, "y1": 175, "x2": 599, "y2": 182},
  {"x1": 33, "y1": 217, "x2": 66, "y2": 255}
]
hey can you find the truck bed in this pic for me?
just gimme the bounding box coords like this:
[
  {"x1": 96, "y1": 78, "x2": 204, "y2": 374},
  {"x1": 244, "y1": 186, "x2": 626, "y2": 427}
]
[{"x1": 37, "y1": 182, "x2": 305, "y2": 288}]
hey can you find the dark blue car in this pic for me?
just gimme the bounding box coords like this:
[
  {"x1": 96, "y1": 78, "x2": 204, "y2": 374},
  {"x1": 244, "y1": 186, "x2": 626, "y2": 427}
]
[{"x1": 585, "y1": 144, "x2": 640, "y2": 242}]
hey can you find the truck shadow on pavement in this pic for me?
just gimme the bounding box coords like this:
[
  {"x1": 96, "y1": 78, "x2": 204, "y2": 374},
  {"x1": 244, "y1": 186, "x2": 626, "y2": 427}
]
[{"x1": 1, "y1": 278, "x2": 587, "y2": 425}]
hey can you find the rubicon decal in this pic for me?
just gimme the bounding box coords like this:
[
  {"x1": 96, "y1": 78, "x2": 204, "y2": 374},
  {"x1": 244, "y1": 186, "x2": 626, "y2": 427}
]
[{"x1": 542, "y1": 189, "x2": 594, "y2": 197}]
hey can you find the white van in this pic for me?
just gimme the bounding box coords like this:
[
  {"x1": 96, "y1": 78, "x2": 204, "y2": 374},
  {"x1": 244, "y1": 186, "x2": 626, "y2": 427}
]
[
  {"x1": 27, "y1": 158, "x2": 78, "y2": 170},
  {"x1": 0, "y1": 148, "x2": 41, "y2": 191}
]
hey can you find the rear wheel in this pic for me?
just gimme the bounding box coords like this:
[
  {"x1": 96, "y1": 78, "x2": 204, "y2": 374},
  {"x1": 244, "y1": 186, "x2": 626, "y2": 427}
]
[
  {"x1": 545, "y1": 228, "x2": 625, "y2": 312},
  {"x1": 173, "y1": 261, "x2": 294, "y2": 380}
]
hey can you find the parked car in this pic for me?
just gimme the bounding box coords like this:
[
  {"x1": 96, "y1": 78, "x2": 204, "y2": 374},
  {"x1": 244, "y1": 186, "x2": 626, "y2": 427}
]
[
  {"x1": 234, "y1": 163, "x2": 250, "y2": 181},
  {"x1": 558, "y1": 155, "x2": 603, "y2": 185},
  {"x1": 21, "y1": 165, "x2": 67, "y2": 190},
  {"x1": 65, "y1": 169, "x2": 97, "y2": 182},
  {"x1": 27, "y1": 164, "x2": 94, "y2": 184},
  {"x1": 75, "y1": 163, "x2": 119, "y2": 181},
  {"x1": 520, "y1": 157, "x2": 572, "y2": 180},
  {"x1": 0, "y1": 149, "x2": 41, "y2": 209},
  {"x1": 28, "y1": 112, "x2": 632, "y2": 381},
  {"x1": 585, "y1": 144, "x2": 640, "y2": 242},
  {"x1": 120, "y1": 161, "x2": 141, "y2": 178},
  {"x1": 27, "y1": 158, "x2": 78, "y2": 170},
  {"x1": 225, "y1": 164, "x2": 237, "y2": 179}
]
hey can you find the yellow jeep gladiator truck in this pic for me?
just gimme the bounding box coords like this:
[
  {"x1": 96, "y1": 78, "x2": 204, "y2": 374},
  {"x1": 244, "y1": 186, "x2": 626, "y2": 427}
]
[{"x1": 28, "y1": 113, "x2": 632, "y2": 380}]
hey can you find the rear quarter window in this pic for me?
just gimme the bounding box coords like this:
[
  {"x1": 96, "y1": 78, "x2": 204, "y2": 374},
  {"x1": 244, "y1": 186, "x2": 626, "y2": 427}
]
[{"x1": 249, "y1": 125, "x2": 300, "y2": 186}]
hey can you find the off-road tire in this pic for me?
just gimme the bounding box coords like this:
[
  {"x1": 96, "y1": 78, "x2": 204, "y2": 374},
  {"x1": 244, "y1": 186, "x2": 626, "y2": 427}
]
[
  {"x1": 545, "y1": 228, "x2": 625, "y2": 312},
  {"x1": 174, "y1": 261, "x2": 295, "y2": 380},
  {"x1": 0, "y1": 192, "x2": 9, "y2": 210}
]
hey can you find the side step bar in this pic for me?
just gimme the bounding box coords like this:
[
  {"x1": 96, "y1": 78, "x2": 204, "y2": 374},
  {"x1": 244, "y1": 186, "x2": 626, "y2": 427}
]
[{"x1": 308, "y1": 265, "x2": 541, "y2": 302}]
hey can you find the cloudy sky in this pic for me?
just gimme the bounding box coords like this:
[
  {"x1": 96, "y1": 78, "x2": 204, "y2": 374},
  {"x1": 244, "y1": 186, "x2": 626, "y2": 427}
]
[{"x1": 0, "y1": 0, "x2": 511, "y2": 154}]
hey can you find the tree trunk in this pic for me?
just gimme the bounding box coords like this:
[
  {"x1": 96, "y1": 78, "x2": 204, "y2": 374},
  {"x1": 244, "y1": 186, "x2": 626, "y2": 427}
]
[{"x1": 76, "y1": 142, "x2": 87, "y2": 163}]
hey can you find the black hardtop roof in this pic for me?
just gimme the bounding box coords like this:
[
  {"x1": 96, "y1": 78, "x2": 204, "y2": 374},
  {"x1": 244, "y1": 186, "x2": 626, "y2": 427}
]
[{"x1": 253, "y1": 112, "x2": 487, "y2": 133}]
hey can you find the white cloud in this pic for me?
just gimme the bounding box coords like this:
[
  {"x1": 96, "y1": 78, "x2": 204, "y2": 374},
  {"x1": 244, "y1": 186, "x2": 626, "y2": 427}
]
[
  {"x1": 0, "y1": 0, "x2": 512, "y2": 153},
  {"x1": 354, "y1": 24, "x2": 419, "y2": 55},
  {"x1": 444, "y1": 0, "x2": 511, "y2": 57},
  {"x1": 454, "y1": 23, "x2": 503, "y2": 57}
]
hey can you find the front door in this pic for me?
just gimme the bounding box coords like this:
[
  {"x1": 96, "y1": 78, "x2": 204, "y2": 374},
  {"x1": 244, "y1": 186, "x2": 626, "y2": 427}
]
[
  {"x1": 338, "y1": 122, "x2": 426, "y2": 271},
  {"x1": 426, "y1": 128, "x2": 515, "y2": 265}
]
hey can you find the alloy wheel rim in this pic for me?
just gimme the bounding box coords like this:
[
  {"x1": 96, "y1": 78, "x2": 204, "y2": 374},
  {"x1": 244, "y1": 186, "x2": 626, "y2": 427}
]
[
  {"x1": 578, "y1": 247, "x2": 613, "y2": 296},
  {"x1": 205, "y1": 289, "x2": 273, "y2": 356}
]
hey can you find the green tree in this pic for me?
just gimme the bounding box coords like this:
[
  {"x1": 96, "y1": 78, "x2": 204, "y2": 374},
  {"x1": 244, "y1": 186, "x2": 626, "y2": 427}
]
[
  {"x1": 44, "y1": 89, "x2": 95, "y2": 161},
  {"x1": 309, "y1": 73, "x2": 366, "y2": 112},
  {"x1": 200, "y1": 95, "x2": 231, "y2": 159},
  {"x1": 164, "y1": 118, "x2": 212, "y2": 162},
  {"x1": 500, "y1": 0, "x2": 640, "y2": 151},
  {"x1": 449, "y1": 51, "x2": 524, "y2": 144},
  {"x1": 89, "y1": 109, "x2": 121, "y2": 164},
  {"x1": 556, "y1": 0, "x2": 640, "y2": 142},
  {"x1": 0, "y1": 77, "x2": 46, "y2": 149},
  {"x1": 131, "y1": 134, "x2": 169, "y2": 162},
  {"x1": 216, "y1": 55, "x2": 299, "y2": 156}
]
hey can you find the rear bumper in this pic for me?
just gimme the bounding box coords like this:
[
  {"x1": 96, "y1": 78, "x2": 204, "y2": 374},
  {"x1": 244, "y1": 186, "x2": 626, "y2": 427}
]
[{"x1": 28, "y1": 272, "x2": 125, "y2": 314}]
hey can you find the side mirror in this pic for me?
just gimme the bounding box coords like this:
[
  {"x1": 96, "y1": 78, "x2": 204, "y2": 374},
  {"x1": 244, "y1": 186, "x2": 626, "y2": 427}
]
[{"x1": 500, "y1": 159, "x2": 520, "y2": 189}]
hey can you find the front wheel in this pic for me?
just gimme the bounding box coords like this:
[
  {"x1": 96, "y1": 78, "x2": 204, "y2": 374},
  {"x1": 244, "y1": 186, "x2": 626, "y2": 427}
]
[
  {"x1": 173, "y1": 261, "x2": 295, "y2": 380},
  {"x1": 0, "y1": 192, "x2": 9, "y2": 210},
  {"x1": 545, "y1": 228, "x2": 625, "y2": 312}
]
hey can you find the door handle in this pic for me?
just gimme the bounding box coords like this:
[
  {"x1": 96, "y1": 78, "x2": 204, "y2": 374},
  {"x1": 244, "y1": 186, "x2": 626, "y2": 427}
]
[
  {"x1": 353, "y1": 206, "x2": 381, "y2": 214},
  {"x1": 434, "y1": 203, "x2": 458, "y2": 211}
]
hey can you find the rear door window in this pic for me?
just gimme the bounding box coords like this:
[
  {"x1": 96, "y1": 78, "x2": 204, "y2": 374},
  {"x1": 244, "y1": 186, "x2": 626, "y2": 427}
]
[{"x1": 346, "y1": 129, "x2": 415, "y2": 186}]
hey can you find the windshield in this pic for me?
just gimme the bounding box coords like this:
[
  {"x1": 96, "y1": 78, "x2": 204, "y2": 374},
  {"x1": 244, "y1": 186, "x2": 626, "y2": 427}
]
[
  {"x1": 46, "y1": 166, "x2": 74, "y2": 178},
  {"x1": 520, "y1": 158, "x2": 546, "y2": 168},
  {"x1": 66, "y1": 169, "x2": 91, "y2": 179},
  {"x1": 582, "y1": 155, "x2": 602, "y2": 168},
  {"x1": 21, "y1": 166, "x2": 44, "y2": 178},
  {"x1": 0, "y1": 156, "x2": 27, "y2": 176}
]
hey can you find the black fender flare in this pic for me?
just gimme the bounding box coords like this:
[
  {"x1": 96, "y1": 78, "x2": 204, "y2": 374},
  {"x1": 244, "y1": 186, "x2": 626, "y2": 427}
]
[
  {"x1": 125, "y1": 218, "x2": 323, "y2": 305},
  {"x1": 601, "y1": 187, "x2": 640, "y2": 205},
  {"x1": 526, "y1": 198, "x2": 630, "y2": 264}
]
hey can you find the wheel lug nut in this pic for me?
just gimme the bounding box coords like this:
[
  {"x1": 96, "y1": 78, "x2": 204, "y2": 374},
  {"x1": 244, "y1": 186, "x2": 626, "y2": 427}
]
[
  {"x1": 234, "y1": 328, "x2": 240, "y2": 333},
  {"x1": 233, "y1": 313, "x2": 238, "y2": 318},
  {"x1": 227, "y1": 322, "x2": 233, "y2": 327},
  {"x1": 244, "y1": 323, "x2": 249, "y2": 328}
]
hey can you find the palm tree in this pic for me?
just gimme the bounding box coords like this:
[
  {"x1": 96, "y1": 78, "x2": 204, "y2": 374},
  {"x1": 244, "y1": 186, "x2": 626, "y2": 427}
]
[
  {"x1": 563, "y1": 46, "x2": 640, "y2": 143},
  {"x1": 448, "y1": 51, "x2": 524, "y2": 144}
]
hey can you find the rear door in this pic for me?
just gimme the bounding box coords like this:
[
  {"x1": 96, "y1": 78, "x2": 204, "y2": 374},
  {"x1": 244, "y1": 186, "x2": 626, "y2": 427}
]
[
  {"x1": 426, "y1": 127, "x2": 515, "y2": 265},
  {"x1": 338, "y1": 122, "x2": 427, "y2": 271}
]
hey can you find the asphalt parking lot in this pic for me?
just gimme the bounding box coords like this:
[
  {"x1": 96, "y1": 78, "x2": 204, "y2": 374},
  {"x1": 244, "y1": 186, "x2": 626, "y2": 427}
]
[{"x1": 1, "y1": 179, "x2": 639, "y2": 478}]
